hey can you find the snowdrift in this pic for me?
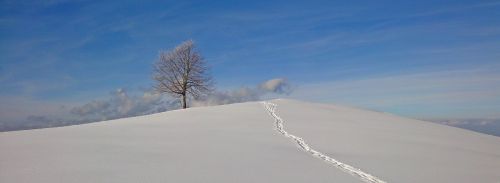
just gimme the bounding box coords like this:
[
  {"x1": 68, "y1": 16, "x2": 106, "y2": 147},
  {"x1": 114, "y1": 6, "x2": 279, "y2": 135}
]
[{"x1": 1, "y1": 99, "x2": 499, "y2": 183}]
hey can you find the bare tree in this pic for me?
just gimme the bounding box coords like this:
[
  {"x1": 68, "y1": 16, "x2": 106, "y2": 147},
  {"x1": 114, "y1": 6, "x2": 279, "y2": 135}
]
[{"x1": 153, "y1": 40, "x2": 212, "y2": 109}]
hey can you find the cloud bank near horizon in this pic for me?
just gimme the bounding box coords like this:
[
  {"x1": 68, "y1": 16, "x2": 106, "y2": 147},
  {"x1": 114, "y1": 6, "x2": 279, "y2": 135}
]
[
  {"x1": 0, "y1": 78, "x2": 292, "y2": 131},
  {"x1": 427, "y1": 118, "x2": 500, "y2": 137},
  {"x1": 1, "y1": 75, "x2": 499, "y2": 137}
]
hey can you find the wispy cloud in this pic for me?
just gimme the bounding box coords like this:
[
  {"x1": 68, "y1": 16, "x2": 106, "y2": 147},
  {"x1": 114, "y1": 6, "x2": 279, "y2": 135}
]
[
  {"x1": 291, "y1": 68, "x2": 500, "y2": 119},
  {"x1": 410, "y1": 1, "x2": 500, "y2": 17}
]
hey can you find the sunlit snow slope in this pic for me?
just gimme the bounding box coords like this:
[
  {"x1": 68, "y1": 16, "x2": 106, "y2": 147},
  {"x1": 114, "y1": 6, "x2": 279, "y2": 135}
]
[{"x1": 1, "y1": 99, "x2": 499, "y2": 183}]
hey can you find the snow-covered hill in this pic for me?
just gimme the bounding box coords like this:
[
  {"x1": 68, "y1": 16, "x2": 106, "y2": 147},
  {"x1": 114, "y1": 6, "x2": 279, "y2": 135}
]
[{"x1": 1, "y1": 99, "x2": 499, "y2": 182}]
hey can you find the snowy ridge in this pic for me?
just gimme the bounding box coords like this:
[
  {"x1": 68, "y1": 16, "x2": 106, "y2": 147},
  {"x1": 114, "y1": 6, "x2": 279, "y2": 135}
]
[{"x1": 262, "y1": 101, "x2": 387, "y2": 183}]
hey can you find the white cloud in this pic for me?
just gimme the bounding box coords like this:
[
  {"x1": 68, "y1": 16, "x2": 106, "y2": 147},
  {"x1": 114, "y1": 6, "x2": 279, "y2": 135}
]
[
  {"x1": 192, "y1": 78, "x2": 292, "y2": 107},
  {"x1": 69, "y1": 88, "x2": 178, "y2": 121},
  {"x1": 259, "y1": 78, "x2": 293, "y2": 94}
]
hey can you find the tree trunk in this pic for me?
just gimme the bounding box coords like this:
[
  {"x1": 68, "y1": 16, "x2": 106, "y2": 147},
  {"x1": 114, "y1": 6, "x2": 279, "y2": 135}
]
[{"x1": 181, "y1": 94, "x2": 187, "y2": 109}]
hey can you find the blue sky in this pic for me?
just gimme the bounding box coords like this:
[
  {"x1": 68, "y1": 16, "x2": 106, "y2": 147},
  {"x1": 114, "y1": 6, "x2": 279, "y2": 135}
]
[{"x1": 1, "y1": 0, "x2": 500, "y2": 126}]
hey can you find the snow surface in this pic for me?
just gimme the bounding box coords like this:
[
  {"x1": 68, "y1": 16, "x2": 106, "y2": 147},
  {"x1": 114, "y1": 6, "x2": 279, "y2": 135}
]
[
  {"x1": 263, "y1": 101, "x2": 385, "y2": 183},
  {"x1": 1, "y1": 99, "x2": 499, "y2": 182}
]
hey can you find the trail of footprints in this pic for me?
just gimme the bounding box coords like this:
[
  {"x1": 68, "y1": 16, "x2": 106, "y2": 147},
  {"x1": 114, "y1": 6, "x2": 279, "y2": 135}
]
[{"x1": 262, "y1": 101, "x2": 387, "y2": 183}]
